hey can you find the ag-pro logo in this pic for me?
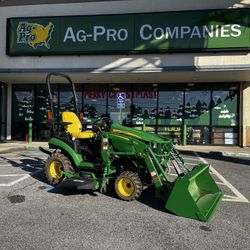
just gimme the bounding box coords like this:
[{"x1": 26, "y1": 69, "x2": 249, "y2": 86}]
[{"x1": 16, "y1": 21, "x2": 54, "y2": 49}]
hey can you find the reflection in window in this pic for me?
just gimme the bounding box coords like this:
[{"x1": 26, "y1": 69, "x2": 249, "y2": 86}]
[
  {"x1": 35, "y1": 85, "x2": 52, "y2": 123},
  {"x1": 108, "y1": 85, "x2": 131, "y2": 124},
  {"x1": 132, "y1": 86, "x2": 157, "y2": 126},
  {"x1": 59, "y1": 84, "x2": 82, "y2": 117},
  {"x1": 35, "y1": 85, "x2": 58, "y2": 140},
  {"x1": 158, "y1": 91, "x2": 184, "y2": 125},
  {"x1": 212, "y1": 88, "x2": 238, "y2": 126},
  {"x1": 12, "y1": 85, "x2": 35, "y2": 140},
  {"x1": 83, "y1": 85, "x2": 107, "y2": 121},
  {"x1": 185, "y1": 90, "x2": 210, "y2": 125},
  {"x1": 12, "y1": 85, "x2": 34, "y2": 123}
]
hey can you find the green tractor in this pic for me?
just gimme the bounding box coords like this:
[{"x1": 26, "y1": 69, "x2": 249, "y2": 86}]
[{"x1": 40, "y1": 73, "x2": 223, "y2": 222}]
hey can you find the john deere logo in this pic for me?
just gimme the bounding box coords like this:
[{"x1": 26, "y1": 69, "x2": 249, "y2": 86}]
[{"x1": 16, "y1": 21, "x2": 54, "y2": 49}]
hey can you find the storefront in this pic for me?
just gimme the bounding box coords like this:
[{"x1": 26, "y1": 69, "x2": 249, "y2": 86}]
[
  {"x1": 11, "y1": 82, "x2": 239, "y2": 145},
  {"x1": 0, "y1": 1, "x2": 249, "y2": 145}
]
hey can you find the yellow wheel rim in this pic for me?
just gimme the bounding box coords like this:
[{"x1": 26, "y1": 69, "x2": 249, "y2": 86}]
[
  {"x1": 49, "y1": 161, "x2": 63, "y2": 179},
  {"x1": 117, "y1": 177, "x2": 135, "y2": 197}
]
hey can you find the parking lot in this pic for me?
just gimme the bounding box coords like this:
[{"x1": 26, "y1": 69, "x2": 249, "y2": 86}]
[{"x1": 0, "y1": 148, "x2": 250, "y2": 250}]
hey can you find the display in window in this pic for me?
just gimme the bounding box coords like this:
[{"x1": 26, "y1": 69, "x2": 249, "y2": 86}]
[
  {"x1": 158, "y1": 126, "x2": 182, "y2": 145},
  {"x1": 108, "y1": 86, "x2": 131, "y2": 124},
  {"x1": 158, "y1": 91, "x2": 184, "y2": 125},
  {"x1": 212, "y1": 90, "x2": 238, "y2": 126},
  {"x1": 13, "y1": 89, "x2": 34, "y2": 123},
  {"x1": 185, "y1": 91, "x2": 210, "y2": 125},
  {"x1": 84, "y1": 87, "x2": 107, "y2": 123},
  {"x1": 36, "y1": 86, "x2": 58, "y2": 123},
  {"x1": 187, "y1": 126, "x2": 210, "y2": 144},
  {"x1": 212, "y1": 127, "x2": 238, "y2": 145},
  {"x1": 132, "y1": 89, "x2": 157, "y2": 126}
]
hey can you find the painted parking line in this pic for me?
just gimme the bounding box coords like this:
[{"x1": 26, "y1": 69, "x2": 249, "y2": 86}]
[
  {"x1": 0, "y1": 168, "x2": 43, "y2": 187},
  {"x1": 193, "y1": 152, "x2": 249, "y2": 203},
  {"x1": 185, "y1": 162, "x2": 199, "y2": 166},
  {"x1": 0, "y1": 164, "x2": 13, "y2": 167},
  {"x1": 0, "y1": 174, "x2": 30, "y2": 187},
  {"x1": 0, "y1": 174, "x2": 27, "y2": 177},
  {"x1": 182, "y1": 156, "x2": 202, "y2": 161}
]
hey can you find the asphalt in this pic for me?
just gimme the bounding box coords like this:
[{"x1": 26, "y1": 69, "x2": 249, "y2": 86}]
[
  {"x1": 0, "y1": 149, "x2": 249, "y2": 250},
  {"x1": 0, "y1": 142, "x2": 250, "y2": 249},
  {"x1": 1, "y1": 141, "x2": 250, "y2": 157}
]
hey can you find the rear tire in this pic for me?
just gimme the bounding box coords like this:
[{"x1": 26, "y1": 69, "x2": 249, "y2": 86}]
[
  {"x1": 45, "y1": 152, "x2": 75, "y2": 185},
  {"x1": 115, "y1": 171, "x2": 143, "y2": 201}
]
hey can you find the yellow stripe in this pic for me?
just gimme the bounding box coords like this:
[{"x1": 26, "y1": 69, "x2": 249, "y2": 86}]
[
  {"x1": 112, "y1": 129, "x2": 141, "y2": 139},
  {"x1": 112, "y1": 134, "x2": 130, "y2": 141}
]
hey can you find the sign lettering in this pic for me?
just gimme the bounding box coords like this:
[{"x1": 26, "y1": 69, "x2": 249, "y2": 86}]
[{"x1": 7, "y1": 9, "x2": 250, "y2": 55}]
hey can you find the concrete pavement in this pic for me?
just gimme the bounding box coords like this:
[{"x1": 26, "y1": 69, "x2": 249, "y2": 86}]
[{"x1": 0, "y1": 141, "x2": 48, "y2": 153}]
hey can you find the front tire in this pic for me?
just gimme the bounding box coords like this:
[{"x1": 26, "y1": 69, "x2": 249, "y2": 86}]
[
  {"x1": 115, "y1": 171, "x2": 143, "y2": 201},
  {"x1": 45, "y1": 152, "x2": 74, "y2": 185}
]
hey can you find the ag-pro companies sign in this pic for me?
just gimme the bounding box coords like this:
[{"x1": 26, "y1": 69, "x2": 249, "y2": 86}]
[{"x1": 6, "y1": 9, "x2": 250, "y2": 55}]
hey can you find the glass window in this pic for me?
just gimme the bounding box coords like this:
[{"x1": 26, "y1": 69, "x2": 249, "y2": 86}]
[
  {"x1": 158, "y1": 126, "x2": 182, "y2": 145},
  {"x1": 0, "y1": 83, "x2": 7, "y2": 140},
  {"x1": 108, "y1": 84, "x2": 131, "y2": 124},
  {"x1": 34, "y1": 84, "x2": 58, "y2": 140},
  {"x1": 185, "y1": 89, "x2": 210, "y2": 125},
  {"x1": 158, "y1": 90, "x2": 184, "y2": 125},
  {"x1": 132, "y1": 85, "x2": 157, "y2": 127},
  {"x1": 187, "y1": 126, "x2": 210, "y2": 144},
  {"x1": 35, "y1": 84, "x2": 55, "y2": 124},
  {"x1": 12, "y1": 84, "x2": 35, "y2": 140},
  {"x1": 83, "y1": 85, "x2": 107, "y2": 121},
  {"x1": 212, "y1": 127, "x2": 238, "y2": 145},
  {"x1": 59, "y1": 84, "x2": 82, "y2": 117},
  {"x1": 211, "y1": 85, "x2": 238, "y2": 126},
  {"x1": 0, "y1": 83, "x2": 7, "y2": 123},
  {"x1": 12, "y1": 85, "x2": 35, "y2": 123}
]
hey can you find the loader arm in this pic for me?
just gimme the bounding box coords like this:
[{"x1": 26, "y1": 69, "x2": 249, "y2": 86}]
[{"x1": 110, "y1": 124, "x2": 223, "y2": 222}]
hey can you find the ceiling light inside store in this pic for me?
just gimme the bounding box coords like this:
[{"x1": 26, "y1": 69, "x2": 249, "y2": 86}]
[{"x1": 229, "y1": 86, "x2": 237, "y2": 90}]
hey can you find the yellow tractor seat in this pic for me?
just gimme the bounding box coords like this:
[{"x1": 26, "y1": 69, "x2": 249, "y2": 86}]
[{"x1": 62, "y1": 112, "x2": 96, "y2": 139}]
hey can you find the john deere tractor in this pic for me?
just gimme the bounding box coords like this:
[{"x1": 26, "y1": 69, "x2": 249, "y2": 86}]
[{"x1": 40, "y1": 73, "x2": 223, "y2": 222}]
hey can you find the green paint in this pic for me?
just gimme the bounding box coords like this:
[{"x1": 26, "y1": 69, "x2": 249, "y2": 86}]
[
  {"x1": 28, "y1": 122, "x2": 32, "y2": 143},
  {"x1": 47, "y1": 121, "x2": 222, "y2": 221},
  {"x1": 182, "y1": 122, "x2": 187, "y2": 146},
  {"x1": 49, "y1": 137, "x2": 84, "y2": 166},
  {"x1": 165, "y1": 164, "x2": 223, "y2": 222},
  {"x1": 7, "y1": 9, "x2": 250, "y2": 55}
]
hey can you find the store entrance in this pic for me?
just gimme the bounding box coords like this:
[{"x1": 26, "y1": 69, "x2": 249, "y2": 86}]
[{"x1": 0, "y1": 83, "x2": 7, "y2": 141}]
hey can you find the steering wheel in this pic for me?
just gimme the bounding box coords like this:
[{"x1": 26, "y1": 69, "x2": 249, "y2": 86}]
[{"x1": 92, "y1": 117, "x2": 111, "y2": 133}]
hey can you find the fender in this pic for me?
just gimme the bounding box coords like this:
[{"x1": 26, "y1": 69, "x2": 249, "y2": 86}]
[{"x1": 48, "y1": 137, "x2": 83, "y2": 167}]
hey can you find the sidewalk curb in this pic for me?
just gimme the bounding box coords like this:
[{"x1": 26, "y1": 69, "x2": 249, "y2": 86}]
[
  {"x1": 0, "y1": 146, "x2": 26, "y2": 154},
  {"x1": 0, "y1": 145, "x2": 42, "y2": 154},
  {"x1": 222, "y1": 151, "x2": 250, "y2": 158}
]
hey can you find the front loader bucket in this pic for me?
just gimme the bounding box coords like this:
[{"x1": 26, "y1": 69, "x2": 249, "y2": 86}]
[{"x1": 165, "y1": 164, "x2": 223, "y2": 222}]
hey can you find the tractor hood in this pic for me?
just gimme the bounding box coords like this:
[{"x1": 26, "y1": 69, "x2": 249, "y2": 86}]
[{"x1": 111, "y1": 123, "x2": 170, "y2": 144}]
